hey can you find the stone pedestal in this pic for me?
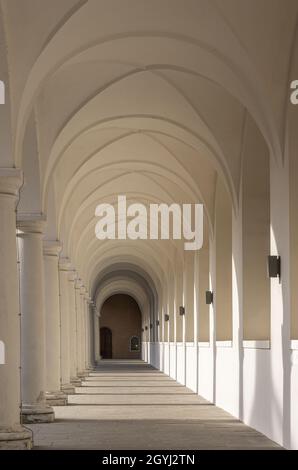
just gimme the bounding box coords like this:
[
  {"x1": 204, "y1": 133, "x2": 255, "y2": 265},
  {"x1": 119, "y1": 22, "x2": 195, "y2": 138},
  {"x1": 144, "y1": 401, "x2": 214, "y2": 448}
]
[
  {"x1": 61, "y1": 383, "x2": 76, "y2": 394},
  {"x1": 70, "y1": 377, "x2": 82, "y2": 386},
  {"x1": 0, "y1": 169, "x2": 33, "y2": 448},
  {"x1": 77, "y1": 371, "x2": 88, "y2": 378},
  {"x1": 21, "y1": 403, "x2": 55, "y2": 424},
  {"x1": 0, "y1": 425, "x2": 33, "y2": 450},
  {"x1": 17, "y1": 215, "x2": 54, "y2": 424},
  {"x1": 45, "y1": 391, "x2": 67, "y2": 406}
]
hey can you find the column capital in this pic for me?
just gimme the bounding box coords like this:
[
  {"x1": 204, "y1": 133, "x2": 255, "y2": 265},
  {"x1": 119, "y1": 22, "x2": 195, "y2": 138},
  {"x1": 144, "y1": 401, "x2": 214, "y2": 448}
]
[
  {"x1": 59, "y1": 257, "x2": 72, "y2": 271},
  {"x1": 17, "y1": 213, "x2": 46, "y2": 234},
  {"x1": 0, "y1": 168, "x2": 23, "y2": 197},
  {"x1": 92, "y1": 304, "x2": 100, "y2": 317},
  {"x1": 80, "y1": 286, "x2": 87, "y2": 296},
  {"x1": 68, "y1": 270, "x2": 77, "y2": 282},
  {"x1": 43, "y1": 240, "x2": 62, "y2": 257}
]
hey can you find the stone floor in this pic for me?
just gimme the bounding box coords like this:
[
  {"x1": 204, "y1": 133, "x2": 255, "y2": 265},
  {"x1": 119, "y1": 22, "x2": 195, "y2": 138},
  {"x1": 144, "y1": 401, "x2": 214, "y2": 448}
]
[{"x1": 28, "y1": 360, "x2": 280, "y2": 449}]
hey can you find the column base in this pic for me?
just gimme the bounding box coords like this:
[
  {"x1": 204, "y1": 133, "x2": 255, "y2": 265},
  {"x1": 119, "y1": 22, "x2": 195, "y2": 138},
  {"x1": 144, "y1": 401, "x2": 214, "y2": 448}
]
[
  {"x1": 61, "y1": 383, "x2": 76, "y2": 394},
  {"x1": 77, "y1": 371, "x2": 87, "y2": 378},
  {"x1": 0, "y1": 425, "x2": 33, "y2": 450},
  {"x1": 80, "y1": 370, "x2": 91, "y2": 379},
  {"x1": 45, "y1": 391, "x2": 67, "y2": 406},
  {"x1": 70, "y1": 377, "x2": 82, "y2": 386},
  {"x1": 21, "y1": 404, "x2": 55, "y2": 424}
]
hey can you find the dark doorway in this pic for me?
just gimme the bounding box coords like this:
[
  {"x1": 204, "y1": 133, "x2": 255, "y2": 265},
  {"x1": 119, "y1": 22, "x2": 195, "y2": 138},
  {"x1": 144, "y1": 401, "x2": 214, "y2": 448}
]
[
  {"x1": 100, "y1": 327, "x2": 112, "y2": 359},
  {"x1": 100, "y1": 294, "x2": 142, "y2": 359}
]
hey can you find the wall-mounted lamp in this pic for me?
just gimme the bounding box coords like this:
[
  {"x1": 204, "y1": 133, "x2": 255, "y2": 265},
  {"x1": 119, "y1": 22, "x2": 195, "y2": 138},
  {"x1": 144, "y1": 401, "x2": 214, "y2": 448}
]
[
  {"x1": 179, "y1": 306, "x2": 185, "y2": 316},
  {"x1": 145, "y1": 326, "x2": 148, "y2": 331},
  {"x1": 164, "y1": 314, "x2": 169, "y2": 322},
  {"x1": 150, "y1": 323, "x2": 153, "y2": 329},
  {"x1": 156, "y1": 320, "x2": 160, "y2": 326},
  {"x1": 206, "y1": 290, "x2": 213, "y2": 305},
  {"x1": 267, "y1": 255, "x2": 281, "y2": 278}
]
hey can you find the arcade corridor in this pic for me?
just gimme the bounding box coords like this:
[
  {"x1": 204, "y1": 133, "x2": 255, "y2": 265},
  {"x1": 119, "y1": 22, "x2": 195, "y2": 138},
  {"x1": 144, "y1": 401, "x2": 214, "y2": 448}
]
[{"x1": 0, "y1": 0, "x2": 298, "y2": 452}]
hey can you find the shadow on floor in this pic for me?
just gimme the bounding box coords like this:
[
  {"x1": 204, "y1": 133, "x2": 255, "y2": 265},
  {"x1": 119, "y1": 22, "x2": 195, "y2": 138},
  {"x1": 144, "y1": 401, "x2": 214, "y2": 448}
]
[{"x1": 29, "y1": 360, "x2": 281, "y2": 450}]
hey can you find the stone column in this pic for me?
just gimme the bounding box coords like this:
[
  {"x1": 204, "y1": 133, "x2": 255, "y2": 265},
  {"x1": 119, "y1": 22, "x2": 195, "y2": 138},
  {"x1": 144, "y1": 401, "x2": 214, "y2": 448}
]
[
  {"x1": 43, "y1": 241, "x2": 67, "y2": 406},
  {"x1": 0, "y1": 169, "x2": 32, "y2": 448},
  {"x1": 59, "y1": 259, "x2": 75, "y2": 393},
  {"x1": 17, "y1": 215, "x2": 54, "y2": 423},
  {"x1": 84, "y1": 296, "x2": 92, "y2": 369},
  {"x1": 98, "y1": 313, "x2": 101, "y2": 361},
  {"x1": 80, "y1": 286, "x2": 87, "y2": 373},
  {"x1": 93, "y1": 305, "x2": 100, "y2": 364},
  {"x1": 68, "y1": 271, "x2": 80, "y2": 385},
  {"x1": 75, "y1": 279, "x2": 84, "y2": 376}
]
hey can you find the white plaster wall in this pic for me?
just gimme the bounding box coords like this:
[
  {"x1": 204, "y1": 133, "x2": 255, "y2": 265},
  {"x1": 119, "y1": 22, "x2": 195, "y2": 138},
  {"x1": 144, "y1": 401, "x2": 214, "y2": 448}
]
[
  {"x1": 198, "y1": 346, "x2": 213, "y2": 402},
  {"x1": 148, "y1": 342, "x2": 159, "y2": 369},
  {"x1": 146, "y1": 341, "x2": 298, "y2": 449},
  {"x1": 290, "y1": 349, "x2": 298, "y2": 449},
  {"x1": 164, "y1": 343, "x2": 170, "y2": 375},
  {"x1": 176, "y1": 344, "x2": 185, "y2": 385},
  {"x1": 160, "y1": 342, "x2": 164, "y2": 372},
  {"x1": 186, "y1": 343, "x2": 197, "y2": 392},
  {"x1": 141, "y1": 342, "x2": 146, "y2": 362},
  {"x1": 215, "y1": 347, "x2": 238, "y2": 416},
  {"x1": 242, "y1": 348, "x2": 273, "y2": 440},
  {"x1": 169, "y1": 343, "x2": 176, "y2": 380}
]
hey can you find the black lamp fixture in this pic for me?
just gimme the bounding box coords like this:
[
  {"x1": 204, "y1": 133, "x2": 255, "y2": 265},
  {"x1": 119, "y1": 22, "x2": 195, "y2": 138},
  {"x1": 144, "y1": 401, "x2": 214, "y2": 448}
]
[
  {"x1": 156, "y1": 319, "x2": 160, "y2": 326},
  {"x1": 267, "y1": 255, "x2": 281, "y2": 278},
  {"x1": 150, "y1": 323, "x2": 153, "y2": 329},
  {"x1": 164, "y1": 314, "x2": 169, "y2": 322},
  {"x1": 206, "y1": 290, "x2": 213, "y2": 305},
  {"x1": 145, "y1": 325, "x2": 148, "y2": 331},
  {"x1": 179, "y1": 306, "x2": 185, "y2": 316}
]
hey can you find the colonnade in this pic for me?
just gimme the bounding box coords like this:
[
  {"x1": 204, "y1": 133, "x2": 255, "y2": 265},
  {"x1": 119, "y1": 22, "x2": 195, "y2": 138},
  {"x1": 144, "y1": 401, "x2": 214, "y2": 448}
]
[{"x1": 0, "y1": 180, "x2": 99, "y2": 448}]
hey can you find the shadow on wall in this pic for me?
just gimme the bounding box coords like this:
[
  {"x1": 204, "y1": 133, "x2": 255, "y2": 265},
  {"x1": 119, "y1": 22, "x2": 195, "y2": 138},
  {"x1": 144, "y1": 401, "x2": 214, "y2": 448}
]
[{"x1": 148, "y1": 342, "x2": 160, "y2": 369}]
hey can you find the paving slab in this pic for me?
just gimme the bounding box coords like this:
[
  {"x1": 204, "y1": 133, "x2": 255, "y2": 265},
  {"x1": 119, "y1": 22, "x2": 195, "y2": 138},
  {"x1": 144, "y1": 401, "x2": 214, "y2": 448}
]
[{"x1": 28, "y1": 360, "x2": 281, "y2": 450}]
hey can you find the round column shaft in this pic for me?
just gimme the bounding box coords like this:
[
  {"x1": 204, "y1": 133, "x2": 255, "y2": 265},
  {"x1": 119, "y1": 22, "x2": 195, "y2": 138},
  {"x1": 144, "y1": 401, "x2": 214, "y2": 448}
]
[
  {"x1": 68, "y1": 271, "x2": 80, "y2": 385},
  {"x1": 43, "y1": 241, "x2": 67, "y2": 406},
  {"x1": 75, "y1": 279, "x2": 84, "y2": 377},
  {"x1": 59, "y1": 259, "x2": 75, "y2": 394},
  {"x1": 17, "y1": 215, "x2": 54, "y2": 423},
  {"x1": 93, "y1": 306, "x2": 100, "y2": 364},
  {"x1": 0, "y1": 169, "x2": 32, "y2": 448},
  {"x1": 80, "y1": 287, "x2": 88, "y2": 374},
  {"x1": 85, "y1": 296, "x2": 92, "y2": 369}
]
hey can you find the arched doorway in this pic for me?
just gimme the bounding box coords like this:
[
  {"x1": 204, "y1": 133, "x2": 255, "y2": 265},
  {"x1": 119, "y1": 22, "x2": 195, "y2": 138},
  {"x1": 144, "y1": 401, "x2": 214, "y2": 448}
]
[
  {"x1": 100, "y1": 327, "x2": 112, "y2": 359},
  {"x1": 100, "y1": 294, "x2": 142, "y2": 359}
]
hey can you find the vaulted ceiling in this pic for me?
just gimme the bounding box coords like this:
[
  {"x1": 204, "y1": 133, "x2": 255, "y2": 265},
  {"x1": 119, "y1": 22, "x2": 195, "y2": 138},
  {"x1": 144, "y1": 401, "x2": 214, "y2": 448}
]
[{"x1": 1, "y1": 0, "x2": 297, "y2": 308}]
